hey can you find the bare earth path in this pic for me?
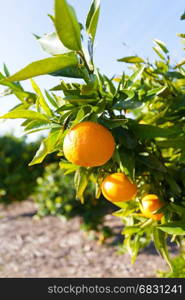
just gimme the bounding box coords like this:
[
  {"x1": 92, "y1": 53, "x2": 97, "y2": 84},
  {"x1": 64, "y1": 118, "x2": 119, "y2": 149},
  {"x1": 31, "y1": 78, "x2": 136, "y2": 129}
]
[{"x1": 0, "y1": 200, "x2": 171, "y2": 278}]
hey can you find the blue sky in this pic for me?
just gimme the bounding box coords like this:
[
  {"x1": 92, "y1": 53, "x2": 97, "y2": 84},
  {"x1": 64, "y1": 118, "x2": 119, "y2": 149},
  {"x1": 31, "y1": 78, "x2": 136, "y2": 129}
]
[{"x1": 0, "y1": 0, "x2": 184, "y2": 139}]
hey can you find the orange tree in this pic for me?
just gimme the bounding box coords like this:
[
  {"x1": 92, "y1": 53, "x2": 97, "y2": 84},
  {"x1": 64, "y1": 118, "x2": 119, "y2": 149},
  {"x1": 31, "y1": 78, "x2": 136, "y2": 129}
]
[{"x1": 0, "y1": 0, "x2": 185, "y2": 270}]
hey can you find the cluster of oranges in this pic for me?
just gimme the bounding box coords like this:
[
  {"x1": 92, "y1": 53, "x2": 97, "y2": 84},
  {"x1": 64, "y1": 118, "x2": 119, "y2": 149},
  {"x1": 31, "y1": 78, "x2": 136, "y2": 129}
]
[{"x1": 63, "y1": 121, "x2": 164, "y2": 221}]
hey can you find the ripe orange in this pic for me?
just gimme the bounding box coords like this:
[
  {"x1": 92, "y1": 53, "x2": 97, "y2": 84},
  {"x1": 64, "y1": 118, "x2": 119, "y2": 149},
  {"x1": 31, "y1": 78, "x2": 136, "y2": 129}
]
[
  {"x1": 63, "y1": 121, "x2": 115, "y2": 167},
  {"x1": 101, "y1": 173, "x2": 137, "y2": 202},
  {"x1": 141, "y1": 194, "x2": 164, "y2": 220}
]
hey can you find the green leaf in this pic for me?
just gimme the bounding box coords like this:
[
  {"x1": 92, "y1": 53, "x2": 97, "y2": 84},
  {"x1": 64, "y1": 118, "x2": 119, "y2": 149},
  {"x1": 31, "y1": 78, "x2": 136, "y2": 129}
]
[
  {"x1": 0, "y1": 87, "x2": 12, "y2": 97},
  {"x1": 33, "y1": 33, "x2": 41, "y2": 40},
  {"x1": 14, "y1": 91, "x2": 37, "y2": 104},
  {"x1": 153, "y1": 46, "x2": 165, "y2": 60},
  {"x1": 24, "y1": 119, "x2": 50, "y2": 132},
  {"x1": 3, "y1": 63, "x2": 10, "y2": 77},
  {"x1": 59, "y1": 160, "x2": 77, "y2": 169},
  {"x1": 112, "y1": 202, "x2": 131, "y2": 209},
  {"x1": 153, "y1": 227, "x2": 173, "y2": 271},
  {"x1": 37, "y1": 32, "x2": 70, "y2": 55},
  {"x1": 153, "y1": 39, "x2": 169, "y2": 53},
  {"x1": 56, "y1": 104, "x2": 74, "y2": 113},
  {"x1": 123, "y1": 226, "x2": 142, "y2": 235},
  {"x1": 119, "y1": 89, "x2": 135, "y2": 99},
  {"x1": 119, "y1": 149, "x2": 135, "y2": 180},
  {"x1": 103, "y1": 75, "x2": 116, "y2": 95},
  {"x1": 123, "y1": 234, "x2": 142, "y2": 264},
  {"x1": 118, "y1": 56, "x2": 145, "y2": 63},
  {"x1": 4, "y1": 53, "x2": 78, "y2": 82},
  {"x1": 64, "y1": 95, "x2": 97, "y2": 103},
  {"x1": 118, "y1": 128, "x2": 137, "y2": 149},
  {"x1": 29, "y1": 128, "x2": 63, "y2": 166},
  {"x1": 114, "y1": 99, "x2": 142, "y2": 109},
  {"x1": 100, "y1": 118, "x2": 127, "y2": 129},
  {"x1": 157, "y1": 137, "x2": 185, "y2": 149},
  {"x1": 155, "y1": 60, "x2": 168, "y2": 73},
  {"x1": 0, "y1": 110, "x2": 49, "y2": 121},
  {"x1": 74, "y1": 168, "x2": 89, "y2": 203},
  {"x1": 129, "y1": 65, "x2": 145, "y2": 82},
  {"x1": 45, "y1": 90, "x2": 59, "y2": 109},
  {"x1": 156, "y1": 86, "x2": 171, "y2": 97},
  {"x1": 48, "y1": 14, "x2": 55, "y2": 24},
  {"x1": 81, "y1": 45, "x2": 94, "y2": 72},
  {"x1": 0, "y1": 72, "x2": 21, "y2": 90},
  {"x1": 9, "y1": 103, "x2": 29, "y2": 112},
  {"x1": 165, "y1": 176, "x2": 181, "y2": 195},
  {"x1": 177, "y1": 33, "x2": 185, "y2": 38},
  {"x1": 169, "y1": 203, "x2": 185, "y2": 215},
  {"x1": 180, "y1": 151, "x2": 185, "y2": 163},
  {"x1": 138, "y1": 154, "x2": 166, "y2": 173},
  {"x1": 130, "y1": 123, "x2": 181, "y2": 139},
  {"x1": 86, "y1": 0, "x2": 100, "y2": 42},
  {"x1": 30, "y1": 79, "x2": 53, "y2": 116},
  {"x1": 0, "y1": 72, "x2": 37, "y2": 103},
  {"x1": 180, "y1": 12, "x2": 185, "y2": 20},
  {"x1": 175, "y1": 79, "x2": 185, "y2": 88},
  {"x1": 59, "y1": 110, "x2": 73, "y2": 124},
  {"x1": 49, "y1": 65, "x2": 84, "y2": 79},
  {"x1": 175, "y1": 59, "x2": 185, "y2": 68},
  {"x1": 113, "y1": 205, "x2": 136, "y2": 216},
  {"x1": 81, "y1": 74, "x2": 98, "y2": 95},
  {"x1": 157, "y1": 222, "x2": 185, "y2": 235},
  {"x1": 54, "y1": 0, "x2": 81, "y2": 51},
  {"x1": 59, "y1": 160, "x2": 79, "y2": 174},
  {"x1": 72, "y1": 107, "x2": 85, "y2": 126},
  {"x1": 146, "y1": 87, "x2": 165, "y2": 97}
]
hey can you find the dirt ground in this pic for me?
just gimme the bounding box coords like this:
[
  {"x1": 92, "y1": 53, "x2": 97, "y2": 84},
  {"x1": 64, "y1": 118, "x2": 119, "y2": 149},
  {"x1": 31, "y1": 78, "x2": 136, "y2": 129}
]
[{"x1": 0, "y1": 200, "x2": 174, "y2": 278}]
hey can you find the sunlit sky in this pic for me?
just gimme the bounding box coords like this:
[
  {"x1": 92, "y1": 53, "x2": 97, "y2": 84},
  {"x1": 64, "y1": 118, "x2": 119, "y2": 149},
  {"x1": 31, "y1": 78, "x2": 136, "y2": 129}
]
[{"x1": 0, "y1": 0, "x2": 184, "y2": 140}]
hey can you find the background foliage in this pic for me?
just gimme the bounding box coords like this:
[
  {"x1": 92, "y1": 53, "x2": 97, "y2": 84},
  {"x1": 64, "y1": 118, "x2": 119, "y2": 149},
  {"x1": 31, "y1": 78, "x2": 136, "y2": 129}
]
[{"x1": 0, "y1": 135, "x2": 45, "y2": 203}]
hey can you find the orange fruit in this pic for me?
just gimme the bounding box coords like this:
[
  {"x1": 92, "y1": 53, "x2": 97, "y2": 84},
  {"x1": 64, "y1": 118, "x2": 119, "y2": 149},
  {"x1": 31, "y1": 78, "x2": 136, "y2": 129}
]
[
  {"x1": 101, "y1": 173, "x2": 137, "y2": 202},
  {"x1": 63, "y1": 121, "x2": 115, "y2": 167},
  {"x1": 141, "y1": 194, "x2": 164, "y2": 220}
]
